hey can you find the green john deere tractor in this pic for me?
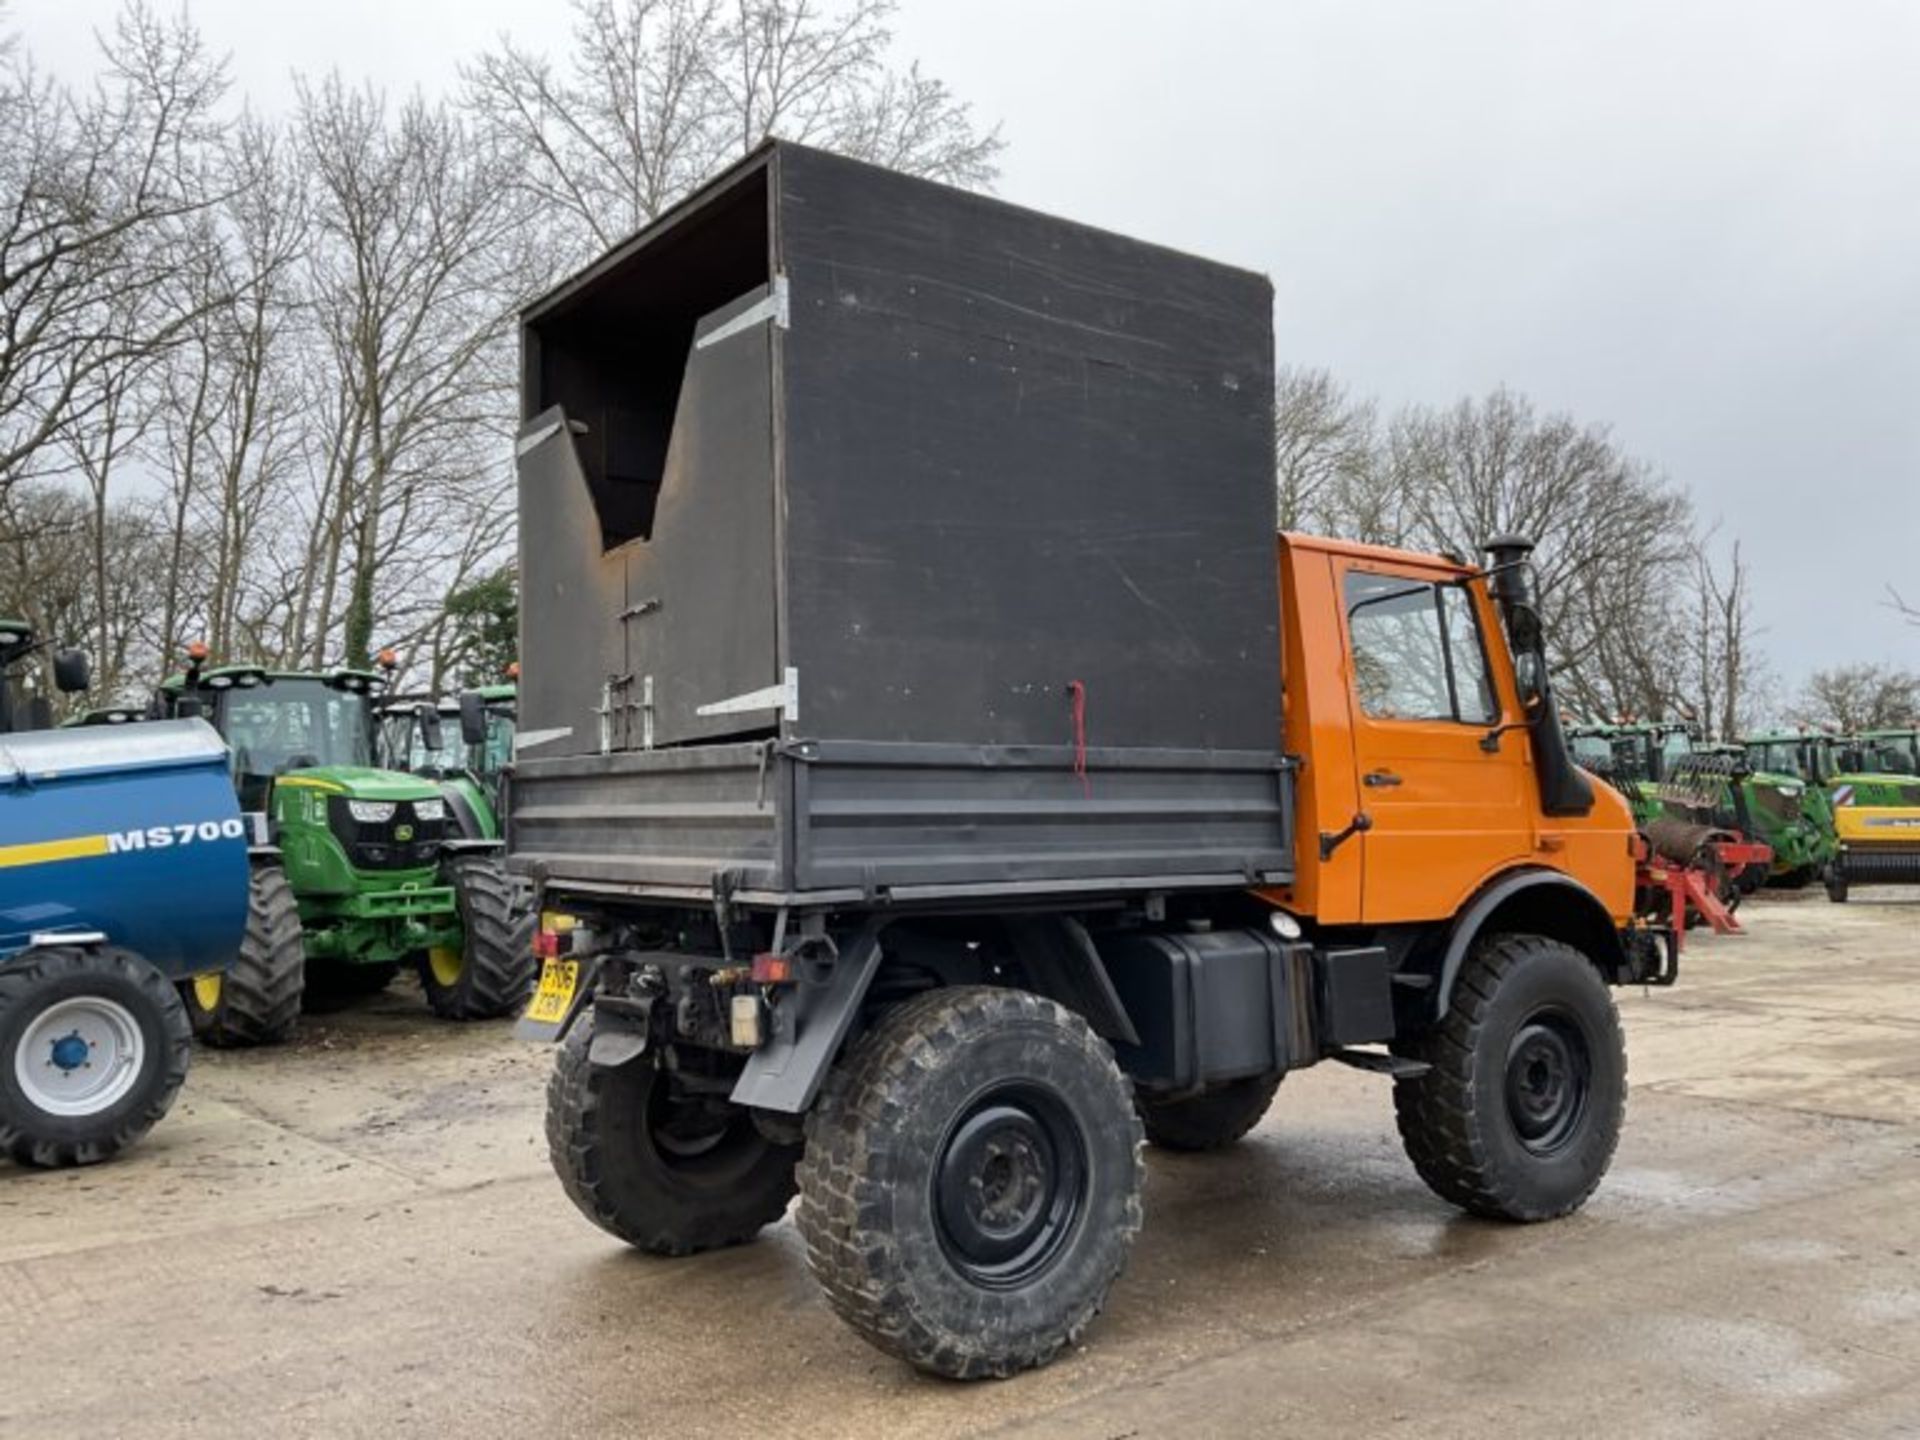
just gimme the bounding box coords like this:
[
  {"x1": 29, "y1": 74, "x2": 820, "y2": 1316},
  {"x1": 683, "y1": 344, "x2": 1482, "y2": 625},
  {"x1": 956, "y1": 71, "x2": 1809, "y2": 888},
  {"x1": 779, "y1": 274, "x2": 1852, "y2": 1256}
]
[
  {"x1": 375, "y1": 681, "x2": 517, "y2": 842},
  {"x1": 1746, "y1": 729, "x2": 1920, "y2": 901},
  {"x1": 154, "y1": 652, "x2": 534, "y2": 1043},
  {"x1": 1570, "y1": 720, "x2": 1836, "y2": 888}
]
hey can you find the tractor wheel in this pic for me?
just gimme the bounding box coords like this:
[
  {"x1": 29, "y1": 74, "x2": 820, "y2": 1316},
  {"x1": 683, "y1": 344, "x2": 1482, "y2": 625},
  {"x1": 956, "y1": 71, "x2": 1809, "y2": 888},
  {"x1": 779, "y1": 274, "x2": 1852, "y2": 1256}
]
[
  {"x1": 1825, "y1": 866, "x2": 1850, "y2": 903},
  {"x1": 1391, "y1": 933, "x2": 1626, "y2": 1222},
  {"x1": 0, "y1": 945, "x2": 192, "y2": 1167},
  {"x1": 419, "y1": 856, "x2": 533, "y2": 1020},
  {"x1": 1136, "y1": 1074, "x2": 1282, "y2": 1152},
  {"x1": 185, "y1": 864, "x2": 304, "y2": 1048},
  {"x1": 546, "y1": 1010, "x2": 800, "y2": 1253},
  {"x1": 796, "y1": 987, "x2": 1144, "y2": 1380},
  {"x1": 300, "y1": 961, "x2": 401, "y2": 1013}
]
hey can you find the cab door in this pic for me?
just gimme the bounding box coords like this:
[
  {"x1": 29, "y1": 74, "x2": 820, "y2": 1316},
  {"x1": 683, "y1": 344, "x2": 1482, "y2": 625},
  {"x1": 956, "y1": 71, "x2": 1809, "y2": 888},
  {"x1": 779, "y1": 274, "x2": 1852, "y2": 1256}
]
[{"x1": 1338, "y1": 559, "x2": 1531, "y2": 923}]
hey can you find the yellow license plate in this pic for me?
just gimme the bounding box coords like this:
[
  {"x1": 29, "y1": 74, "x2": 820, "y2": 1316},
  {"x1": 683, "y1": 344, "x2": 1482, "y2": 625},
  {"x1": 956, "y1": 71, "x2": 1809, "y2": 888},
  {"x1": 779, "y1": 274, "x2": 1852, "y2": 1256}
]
[{"x1": 525, "y1": 958, "x2": 581, "y2": 1026}]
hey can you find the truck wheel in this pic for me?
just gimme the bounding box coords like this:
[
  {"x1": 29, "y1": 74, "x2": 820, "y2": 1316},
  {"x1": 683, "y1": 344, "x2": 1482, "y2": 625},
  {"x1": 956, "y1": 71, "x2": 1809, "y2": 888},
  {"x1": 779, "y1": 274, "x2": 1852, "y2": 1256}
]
[
  {"x1": 186, "y1": 864, "x2": 304, "y2": 1048},
  {"x1": 546, "y1": 1012, "x2": 800, "y2": 1253},
  {"x1": 420, "y1": 857, "x2": 533, "y2": 1020},
  {"x1": 1135, "y1": 1074, "x2": 1282, "y2": 1151},
  {"x1": 1392, "y1": 933, "x2": 1625, "y2": 1222},
  {"x1": 0, "y1": 946, "x2": 192, "y2": 1167},
  {"x1": 796, "y1": 987, "x2": 1144, "y2": 1380}
]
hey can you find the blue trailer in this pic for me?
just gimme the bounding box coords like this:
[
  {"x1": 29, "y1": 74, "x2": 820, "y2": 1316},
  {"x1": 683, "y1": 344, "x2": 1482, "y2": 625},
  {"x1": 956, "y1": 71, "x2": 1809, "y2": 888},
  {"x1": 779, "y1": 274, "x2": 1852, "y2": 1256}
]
[{"x1": 0, "y1": 719, "x2": 249, "y2": 1166}]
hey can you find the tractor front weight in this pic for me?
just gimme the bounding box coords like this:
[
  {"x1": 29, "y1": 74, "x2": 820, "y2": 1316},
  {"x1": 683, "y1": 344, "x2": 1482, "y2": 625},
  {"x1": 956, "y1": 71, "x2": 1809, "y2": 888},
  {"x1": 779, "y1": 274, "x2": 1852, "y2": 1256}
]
[{"x1": 298, "y1": 885, "x2": 462, "y2": 964}]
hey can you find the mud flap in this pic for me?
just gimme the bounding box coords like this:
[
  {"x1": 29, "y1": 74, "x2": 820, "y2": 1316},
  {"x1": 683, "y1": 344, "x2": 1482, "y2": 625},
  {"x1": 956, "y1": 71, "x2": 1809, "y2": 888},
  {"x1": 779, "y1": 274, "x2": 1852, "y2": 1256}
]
[{"x1": 730, "y1": 924, "x2": 885, "y2": 1114}]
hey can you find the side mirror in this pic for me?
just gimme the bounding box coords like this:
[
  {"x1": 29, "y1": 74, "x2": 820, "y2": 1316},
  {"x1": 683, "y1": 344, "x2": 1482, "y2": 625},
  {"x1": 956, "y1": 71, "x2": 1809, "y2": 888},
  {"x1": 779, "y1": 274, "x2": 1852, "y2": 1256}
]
[
  {"x1": 457, "y1": 692, "x2": 487, "y2": 747},
  {"x1": 52, "y1": 648, "x2": 90, "y2": 693},
  {"x1": 419, "y1": 706, "x2": 445, "y2": 753},
  {"x1": 1511, "y1": 650, "x2": 1546, "y2": 707}
]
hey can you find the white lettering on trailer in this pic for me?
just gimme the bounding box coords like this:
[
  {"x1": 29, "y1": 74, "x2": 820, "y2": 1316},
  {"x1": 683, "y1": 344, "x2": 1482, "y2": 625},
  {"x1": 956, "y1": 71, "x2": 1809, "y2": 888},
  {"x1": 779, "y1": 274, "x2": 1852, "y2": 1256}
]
[{"x1": 106, "y1": 817, "x2": 247, "y2": 853}]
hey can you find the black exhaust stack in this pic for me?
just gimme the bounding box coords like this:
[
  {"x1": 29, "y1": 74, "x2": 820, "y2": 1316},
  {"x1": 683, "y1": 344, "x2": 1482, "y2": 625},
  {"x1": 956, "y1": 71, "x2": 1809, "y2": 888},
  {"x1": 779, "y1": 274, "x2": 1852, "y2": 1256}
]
[{"x1": 1483, "y1": 536, "x2": 1595, "y2": 818}]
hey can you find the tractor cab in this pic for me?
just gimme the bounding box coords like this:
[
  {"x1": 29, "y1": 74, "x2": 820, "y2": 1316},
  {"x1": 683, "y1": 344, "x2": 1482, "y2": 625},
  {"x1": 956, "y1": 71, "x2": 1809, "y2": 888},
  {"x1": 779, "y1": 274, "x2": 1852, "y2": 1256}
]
[
  {"x1": 163, "y1": 663, "x2": 392, "y2": 815},
  {"x1": 0, "y1": 619, "x2": 90, "y2": 733},
  {"x1": 1851, "y1": 729, "x2": 1920, "y2": 778},
  {"x1": 1566, "y1": 720, "x2": 1695, "y2": 787},
  {"x1": 373, "y1": 681, "x2": 517, "y2": 841},
  {"x1": 375, "y1": 694, "x2": 449, "y2": 776}
]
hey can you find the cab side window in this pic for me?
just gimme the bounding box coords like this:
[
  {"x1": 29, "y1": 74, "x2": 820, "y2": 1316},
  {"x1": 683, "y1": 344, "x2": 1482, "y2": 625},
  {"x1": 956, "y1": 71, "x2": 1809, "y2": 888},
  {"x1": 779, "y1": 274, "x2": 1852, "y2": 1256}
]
[{"x1": 1345, "y1": 570, "x2": 1499, "y2": 725}]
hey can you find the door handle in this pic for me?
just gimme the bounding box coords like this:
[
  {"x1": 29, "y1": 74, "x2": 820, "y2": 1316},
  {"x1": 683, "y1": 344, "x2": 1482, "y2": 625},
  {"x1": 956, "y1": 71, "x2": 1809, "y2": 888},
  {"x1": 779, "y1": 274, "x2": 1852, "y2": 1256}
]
[{"x1": 1363, "y1": 769, "x2": 1402, "y2": 788}]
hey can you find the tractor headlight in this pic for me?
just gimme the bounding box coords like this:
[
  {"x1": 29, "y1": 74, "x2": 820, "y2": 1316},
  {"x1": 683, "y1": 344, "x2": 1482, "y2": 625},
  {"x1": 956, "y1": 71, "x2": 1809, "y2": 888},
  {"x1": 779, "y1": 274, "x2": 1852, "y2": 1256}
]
[
  {"x1": 347, "y1": 800, "x2": 397, "y2": 824},
  {"x1": 411, "y1": 798, "x2": 446, "y2": 822}
]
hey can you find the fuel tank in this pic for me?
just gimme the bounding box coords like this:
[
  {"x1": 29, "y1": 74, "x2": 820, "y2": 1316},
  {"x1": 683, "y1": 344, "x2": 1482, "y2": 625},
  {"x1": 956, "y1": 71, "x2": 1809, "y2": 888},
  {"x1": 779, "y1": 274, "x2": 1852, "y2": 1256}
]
[{"x1": 0, "y1": 719, "x2": 248, "y2": 975}]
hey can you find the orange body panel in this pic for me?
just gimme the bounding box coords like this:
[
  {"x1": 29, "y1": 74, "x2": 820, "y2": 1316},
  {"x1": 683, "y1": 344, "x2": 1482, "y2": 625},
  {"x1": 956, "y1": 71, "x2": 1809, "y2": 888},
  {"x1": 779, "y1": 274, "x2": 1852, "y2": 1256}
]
[{"x1": 1265, "y1": 533, "x2": 1635, "y2": 928}]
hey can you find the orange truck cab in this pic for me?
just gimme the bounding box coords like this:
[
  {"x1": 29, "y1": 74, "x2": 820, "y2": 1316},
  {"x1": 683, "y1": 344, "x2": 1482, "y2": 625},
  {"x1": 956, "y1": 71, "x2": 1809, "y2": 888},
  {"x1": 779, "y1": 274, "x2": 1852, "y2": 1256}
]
[
  {"x1": 1272, "y1": 531, "x2": 1641, "y2": 971},
  {"x1": 509, "y1": 142, "x2": 1674, "y2": 1385}
]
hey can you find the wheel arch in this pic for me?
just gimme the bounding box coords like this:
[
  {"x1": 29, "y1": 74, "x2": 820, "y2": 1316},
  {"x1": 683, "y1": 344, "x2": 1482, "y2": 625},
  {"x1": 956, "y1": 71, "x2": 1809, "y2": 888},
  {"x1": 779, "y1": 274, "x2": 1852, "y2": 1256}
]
[{"x1": 1431, "y1": 868, "x2": 1626, "y2": 1023}]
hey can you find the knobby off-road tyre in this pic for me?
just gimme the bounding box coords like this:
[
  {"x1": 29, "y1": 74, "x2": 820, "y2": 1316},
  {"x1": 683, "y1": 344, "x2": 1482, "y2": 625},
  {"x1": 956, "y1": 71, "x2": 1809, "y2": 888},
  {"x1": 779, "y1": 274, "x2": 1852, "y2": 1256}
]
[
  {"x1": 1136, "y1": 1073, "x2": 1283, "y2": 1152},
  {"x1": 1391, "y1": 933, "x2": 1626, "y2": 1222},
  {"x1": 419, "y1": 856, "x2": 533, "y2": 1020},
  {"x1": 0, "y1": 945, "x2": 192, "y2": 1167},
  {"x1": 796, "y1": 986, "x2": 1145, "y2": 1380},
  {"x1": 546, "y1": 1012, "x2": 801, "y2": 1253},
  {"x1": 185, "y1": 863, "x2": 304, "y2": 1048}
]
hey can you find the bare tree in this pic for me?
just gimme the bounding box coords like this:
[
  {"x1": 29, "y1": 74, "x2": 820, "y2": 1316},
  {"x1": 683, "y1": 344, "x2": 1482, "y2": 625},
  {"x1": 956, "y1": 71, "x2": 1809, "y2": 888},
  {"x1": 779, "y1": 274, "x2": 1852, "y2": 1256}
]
[
  {"x1": 1788, "y1": 663, "x2": 1920, "y2": 733},
  {"x1": 1273, "y1": 366, "x2": 1375, "y2": 533},
  {"x1": 291, "y1": 76, "x2": 536, "y2": 668},
  {"x1": 0, "y1": 481, "x2": 182, "y2": 709},
  {"x1": 153, "y1": 114, "x2": 309, "y2": 665},
  {"x1": 1379, "y1": 389, "x2": 1695, "y2": 723},
  {"x1": 0, "y1": 3, "x2": 232, "y2": 494},
  {"x1": 1679, "y1": 530, "x2": 1761, "y2": 739},
  {"x1": 461, "y1": 0, "x2": 1002, "y2": 267}
]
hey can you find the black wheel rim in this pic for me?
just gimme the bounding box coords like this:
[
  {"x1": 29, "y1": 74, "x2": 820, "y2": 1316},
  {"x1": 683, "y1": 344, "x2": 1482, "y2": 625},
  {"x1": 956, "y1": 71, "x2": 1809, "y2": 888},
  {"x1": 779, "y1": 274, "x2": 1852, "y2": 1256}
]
[
  {"x1": 932, "y1": 1082, "x2": 1088, "y2": 1291},
  {"x1": 1502, "y1": 1009, "x2": 1592, "y2": 1156}
]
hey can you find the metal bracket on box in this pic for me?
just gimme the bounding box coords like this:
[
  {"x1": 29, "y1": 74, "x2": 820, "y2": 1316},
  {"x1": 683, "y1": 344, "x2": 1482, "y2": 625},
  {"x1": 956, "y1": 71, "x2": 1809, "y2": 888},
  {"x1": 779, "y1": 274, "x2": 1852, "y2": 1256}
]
[{"x1": 697, "y1": 667, "x2": 799, "y2": 724}]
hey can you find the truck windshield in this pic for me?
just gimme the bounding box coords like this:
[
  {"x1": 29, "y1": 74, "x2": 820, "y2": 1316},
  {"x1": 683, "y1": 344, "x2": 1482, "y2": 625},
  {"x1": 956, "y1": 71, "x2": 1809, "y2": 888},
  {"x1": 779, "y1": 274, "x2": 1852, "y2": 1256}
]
[{"x1": 218, "y1": 679, "x2": 375, "y2": 804}]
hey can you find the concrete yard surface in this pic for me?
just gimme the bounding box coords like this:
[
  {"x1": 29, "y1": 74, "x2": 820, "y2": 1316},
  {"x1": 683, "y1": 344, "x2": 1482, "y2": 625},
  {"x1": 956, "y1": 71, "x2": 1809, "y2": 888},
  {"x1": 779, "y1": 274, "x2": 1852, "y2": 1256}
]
[{"x1": 4, "y1": 894, "x2": 1918, "y2": 1438}]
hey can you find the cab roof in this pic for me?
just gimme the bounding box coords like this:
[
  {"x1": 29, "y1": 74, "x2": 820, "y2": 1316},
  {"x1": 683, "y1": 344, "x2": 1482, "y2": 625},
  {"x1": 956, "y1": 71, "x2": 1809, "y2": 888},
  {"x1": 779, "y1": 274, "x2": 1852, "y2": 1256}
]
[
  {"x1": 1281, "y1": 532, "x2": 1478, "y2": 578},
  {"x1": 162, "y1": 664, "x2": 385, "y2": 693}
]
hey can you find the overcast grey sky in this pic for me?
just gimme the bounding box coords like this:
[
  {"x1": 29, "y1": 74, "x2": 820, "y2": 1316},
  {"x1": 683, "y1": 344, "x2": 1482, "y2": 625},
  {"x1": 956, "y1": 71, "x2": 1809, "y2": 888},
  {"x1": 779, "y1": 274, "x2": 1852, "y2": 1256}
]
[{"x1": 17, "y1": 0, "x2": 1919, "y2": 694}]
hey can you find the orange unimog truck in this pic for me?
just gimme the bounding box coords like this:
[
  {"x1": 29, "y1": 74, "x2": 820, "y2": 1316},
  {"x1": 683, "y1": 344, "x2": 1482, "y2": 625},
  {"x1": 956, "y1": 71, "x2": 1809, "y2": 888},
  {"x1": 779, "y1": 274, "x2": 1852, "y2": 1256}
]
[{"x1": 510, "y1": 142, "x2": 1668, "y2": 1381}]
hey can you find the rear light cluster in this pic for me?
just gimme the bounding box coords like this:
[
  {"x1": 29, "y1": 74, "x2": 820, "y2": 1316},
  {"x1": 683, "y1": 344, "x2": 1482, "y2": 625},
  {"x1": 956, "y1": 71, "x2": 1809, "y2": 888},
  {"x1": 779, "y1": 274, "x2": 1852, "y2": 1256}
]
[
  {"x1": 750, "y1": 951, "x2": 796, "y2": 984},
  {"x1": 534, "y1": 911, "x2": 578, "y2": 959}
]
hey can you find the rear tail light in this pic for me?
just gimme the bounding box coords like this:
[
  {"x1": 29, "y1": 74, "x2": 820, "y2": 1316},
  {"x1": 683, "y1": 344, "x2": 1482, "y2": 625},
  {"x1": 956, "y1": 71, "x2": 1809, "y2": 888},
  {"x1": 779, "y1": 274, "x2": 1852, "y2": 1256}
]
[
  {"x1": 750, "y1": 951, "x2": 795, "y2": 984},
  {"x1": 535, "y1": 911, "x2": 578, "y2": 958}
]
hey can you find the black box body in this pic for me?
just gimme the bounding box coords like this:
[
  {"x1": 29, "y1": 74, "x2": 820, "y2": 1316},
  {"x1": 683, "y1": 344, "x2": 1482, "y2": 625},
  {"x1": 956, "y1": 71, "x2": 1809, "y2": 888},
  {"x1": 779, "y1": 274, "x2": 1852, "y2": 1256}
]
[{"x1": 513, "y1": 142, "x2": 1291, "y2": 902}]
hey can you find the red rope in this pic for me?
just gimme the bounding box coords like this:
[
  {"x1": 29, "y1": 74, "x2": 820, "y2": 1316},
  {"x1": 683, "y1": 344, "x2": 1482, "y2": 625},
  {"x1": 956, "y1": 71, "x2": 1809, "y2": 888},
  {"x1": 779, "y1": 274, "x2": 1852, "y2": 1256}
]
[{"x1": 1067, "y1": 679, "x2": 1090, "y2": 797}]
